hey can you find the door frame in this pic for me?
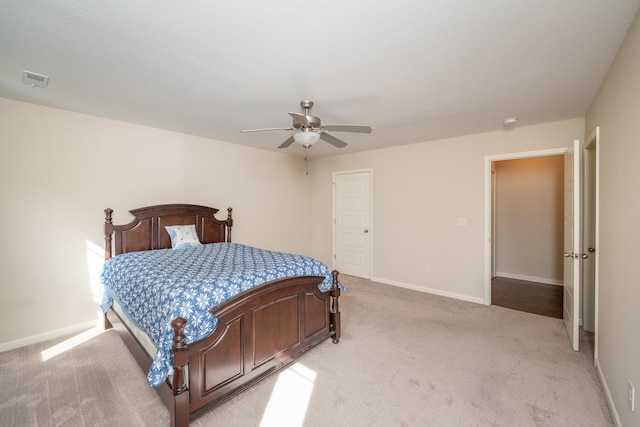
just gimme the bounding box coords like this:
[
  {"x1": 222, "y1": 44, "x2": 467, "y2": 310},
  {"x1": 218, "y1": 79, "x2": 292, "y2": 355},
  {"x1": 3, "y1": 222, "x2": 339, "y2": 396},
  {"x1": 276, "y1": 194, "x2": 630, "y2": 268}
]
[
  {"x1": 332, "y1": 168, "x2": 373, "y2": 278},
  {"x1": 484, "y1": 148, "x2": 567, "y2": 304}
]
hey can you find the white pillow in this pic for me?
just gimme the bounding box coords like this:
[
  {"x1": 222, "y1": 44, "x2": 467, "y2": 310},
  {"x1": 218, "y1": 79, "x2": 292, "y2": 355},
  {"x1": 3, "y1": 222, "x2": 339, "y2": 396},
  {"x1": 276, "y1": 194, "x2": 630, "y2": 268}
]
[{"x1": 164, "y1": 224, "x2": 202, "y2": 250}]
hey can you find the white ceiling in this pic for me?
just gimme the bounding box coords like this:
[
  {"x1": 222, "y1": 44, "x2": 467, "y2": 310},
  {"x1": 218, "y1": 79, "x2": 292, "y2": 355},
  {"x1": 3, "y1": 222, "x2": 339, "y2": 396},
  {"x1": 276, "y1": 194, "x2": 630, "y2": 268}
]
[{"x1": 1, "y1": 1, "x2": 639, "y2": 157}]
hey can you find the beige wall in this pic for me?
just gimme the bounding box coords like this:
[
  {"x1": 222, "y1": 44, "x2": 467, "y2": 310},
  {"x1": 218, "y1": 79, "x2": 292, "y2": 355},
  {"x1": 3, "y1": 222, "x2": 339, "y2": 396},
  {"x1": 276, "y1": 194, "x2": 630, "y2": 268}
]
[
  {"x1": 310, "y1": 118, "x2": 584, "y2": 302},
  {"x1": 0, "y1": 98, "x2": 310, "y2": 346},
  {"x1": 586, "y1": 10, "x2": 640, "y2": 426},
  {"x1": 494, "y1": 156, "x2": 564, "y2": 284}
]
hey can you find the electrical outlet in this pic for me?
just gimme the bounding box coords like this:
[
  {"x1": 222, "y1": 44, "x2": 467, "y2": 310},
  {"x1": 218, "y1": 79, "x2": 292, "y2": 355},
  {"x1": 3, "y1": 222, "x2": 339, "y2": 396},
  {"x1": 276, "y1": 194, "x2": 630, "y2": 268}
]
[{"x1": 629, "y1": 381, "x2": 635, "y2": 412}]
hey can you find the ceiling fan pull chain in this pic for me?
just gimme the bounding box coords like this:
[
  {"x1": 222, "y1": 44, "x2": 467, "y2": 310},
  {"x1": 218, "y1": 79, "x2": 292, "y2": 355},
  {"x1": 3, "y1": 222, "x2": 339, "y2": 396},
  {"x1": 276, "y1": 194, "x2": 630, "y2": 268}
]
[{"x1": 305, "y1": 145, "x2": 309, "y2": 175}]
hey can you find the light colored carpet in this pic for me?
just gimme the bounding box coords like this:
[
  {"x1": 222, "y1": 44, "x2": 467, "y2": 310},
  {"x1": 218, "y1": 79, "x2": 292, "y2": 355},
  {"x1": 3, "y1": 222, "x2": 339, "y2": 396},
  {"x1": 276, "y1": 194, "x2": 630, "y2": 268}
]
[{"x1": 1, "y1": 276, "x2": 613, "y2": 426}]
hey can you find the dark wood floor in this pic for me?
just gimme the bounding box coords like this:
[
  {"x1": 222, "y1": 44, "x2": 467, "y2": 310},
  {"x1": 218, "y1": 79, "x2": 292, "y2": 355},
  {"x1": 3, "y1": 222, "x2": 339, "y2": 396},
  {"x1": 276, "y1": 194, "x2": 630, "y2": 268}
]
[{"x1": 491, "y1": 276, "x2": 563, "y2": 319}]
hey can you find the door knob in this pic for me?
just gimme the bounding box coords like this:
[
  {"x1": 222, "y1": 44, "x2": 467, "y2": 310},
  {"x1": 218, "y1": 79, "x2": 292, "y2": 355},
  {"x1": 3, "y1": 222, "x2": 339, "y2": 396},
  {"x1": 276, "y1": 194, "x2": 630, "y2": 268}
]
[
  {"x1": 581, "y1": 253, "x2": 589, "y2": 259},
  {"x1": 364, "y1": 229, "x2": 369, "y2": 233},
  {"x1": 564, "y1": 252, "x2": 572, "y2": 258},
  {"x1": 588, "y1": 247, "x2": 596, "y2": 252}
]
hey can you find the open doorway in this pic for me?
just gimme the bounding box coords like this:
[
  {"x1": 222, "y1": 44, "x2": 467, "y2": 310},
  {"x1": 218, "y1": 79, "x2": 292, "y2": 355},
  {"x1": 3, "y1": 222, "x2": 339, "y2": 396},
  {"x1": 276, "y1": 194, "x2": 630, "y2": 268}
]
[
  {"x1": 490, "y1": 155, "x2": 564, "y2": 318},
  {"x1": 485, "y1": 141, "x2": 598, "y2": 356}
]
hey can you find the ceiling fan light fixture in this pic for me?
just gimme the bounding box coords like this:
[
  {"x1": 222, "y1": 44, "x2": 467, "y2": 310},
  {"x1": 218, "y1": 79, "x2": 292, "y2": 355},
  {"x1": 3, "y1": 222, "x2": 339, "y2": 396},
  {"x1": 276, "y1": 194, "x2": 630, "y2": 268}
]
[{"x1": 293, "y1": 130, "x2": 320, "y2": 146}]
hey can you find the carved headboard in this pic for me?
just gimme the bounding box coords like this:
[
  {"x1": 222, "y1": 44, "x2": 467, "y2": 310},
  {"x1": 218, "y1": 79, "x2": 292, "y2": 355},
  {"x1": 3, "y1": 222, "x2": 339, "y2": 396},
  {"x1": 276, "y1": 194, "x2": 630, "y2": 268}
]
[{"x1": 104, "y1": 204, "x2": 233, "y2": 260}]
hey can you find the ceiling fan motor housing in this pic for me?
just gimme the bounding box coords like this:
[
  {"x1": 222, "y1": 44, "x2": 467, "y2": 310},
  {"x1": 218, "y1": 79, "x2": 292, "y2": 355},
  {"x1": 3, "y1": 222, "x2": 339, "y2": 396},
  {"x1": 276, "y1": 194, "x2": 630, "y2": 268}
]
[
  {"x1": 294, "y1": 115, "x2": 321, "y2": 129},
  {"x1": 296, "y1": 100, "x2": 322, "y2": 129}
]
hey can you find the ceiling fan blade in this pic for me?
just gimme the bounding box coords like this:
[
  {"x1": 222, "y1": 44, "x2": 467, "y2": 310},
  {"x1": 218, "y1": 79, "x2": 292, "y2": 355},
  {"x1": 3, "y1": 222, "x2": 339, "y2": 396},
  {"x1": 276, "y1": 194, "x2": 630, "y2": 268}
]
[
  {"x1": 288, "y1": 112, "x2": 311, "y2": 125},
  {"x1": 320, "y1": 132, "x2": 348, "y2": 148},
  {"x1": 241, "y1": 127, "x2": 293, "y2": 133},
  {"x1": 323, "y1": 124, "x2": 372, "y2": 134},
  {"x1": 278, "y1": 135, "x2": 295, "y2": 149}
]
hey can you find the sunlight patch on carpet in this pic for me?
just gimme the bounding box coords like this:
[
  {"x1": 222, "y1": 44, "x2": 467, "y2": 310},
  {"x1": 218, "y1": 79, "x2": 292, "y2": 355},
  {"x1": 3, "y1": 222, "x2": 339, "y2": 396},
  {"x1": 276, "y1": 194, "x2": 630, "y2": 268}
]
[
  {"x1": 260, "y1": 362, "x2": 317, "y2": 427},
  {"x1": 41, "y1": 326, "x2": 105, "y2": 361}
]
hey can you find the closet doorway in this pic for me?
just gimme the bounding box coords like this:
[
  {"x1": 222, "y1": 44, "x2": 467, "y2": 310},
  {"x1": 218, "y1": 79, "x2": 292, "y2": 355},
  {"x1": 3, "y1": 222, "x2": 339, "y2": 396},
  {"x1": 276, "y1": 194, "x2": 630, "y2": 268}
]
[
  {"x1": 491, "y1": 155, "x2": 564, "y2": 318},
  {"x1": 485, "y1": 149, "x2": 566, "y2": 318}
]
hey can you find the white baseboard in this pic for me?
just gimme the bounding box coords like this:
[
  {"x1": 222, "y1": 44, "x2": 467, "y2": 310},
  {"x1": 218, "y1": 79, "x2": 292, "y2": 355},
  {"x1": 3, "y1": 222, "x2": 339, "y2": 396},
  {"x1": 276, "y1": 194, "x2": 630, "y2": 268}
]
[
  {"x1": 495, "y1": 271, "x2": 563, "y2": 286},
  {"x1": 371, "y1": 276, "x2": 485, "y2": 305},
  {"x1": 0, "y1": 320, "x2": 99, "y2": 353},
  {"x1": 595, "y1": 356, "x2": 622, "y2": 427}
]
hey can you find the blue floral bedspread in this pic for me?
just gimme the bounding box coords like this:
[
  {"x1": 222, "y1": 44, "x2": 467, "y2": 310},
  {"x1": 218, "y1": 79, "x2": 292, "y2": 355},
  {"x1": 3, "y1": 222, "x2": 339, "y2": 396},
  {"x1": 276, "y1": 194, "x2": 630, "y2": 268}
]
[{"x1": 100, "y1": 242, "x2": 340, "y2": 387}]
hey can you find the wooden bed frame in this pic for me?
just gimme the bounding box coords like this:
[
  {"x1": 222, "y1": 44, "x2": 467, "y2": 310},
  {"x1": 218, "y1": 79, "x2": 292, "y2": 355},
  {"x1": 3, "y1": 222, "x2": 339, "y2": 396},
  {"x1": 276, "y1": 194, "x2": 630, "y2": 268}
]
[{"x1": 103, "y1": 204, "x2": 341, "y2": 427}]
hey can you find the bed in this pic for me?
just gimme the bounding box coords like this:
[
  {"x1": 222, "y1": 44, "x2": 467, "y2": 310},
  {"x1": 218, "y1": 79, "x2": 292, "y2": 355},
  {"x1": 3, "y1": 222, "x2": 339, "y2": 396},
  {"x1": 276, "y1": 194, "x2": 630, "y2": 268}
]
[{"x1": 101, "y1": 204, "x2": 341, "y2": 427}]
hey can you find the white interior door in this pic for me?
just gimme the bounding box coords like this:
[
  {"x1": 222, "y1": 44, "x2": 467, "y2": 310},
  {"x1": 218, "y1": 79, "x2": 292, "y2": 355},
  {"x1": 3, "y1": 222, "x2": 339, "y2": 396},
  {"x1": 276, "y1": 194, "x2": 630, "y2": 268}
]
[
  {"x1": 334, "y1": 171, "x2": 371, "y2": 278},
  {"x1": 582, "y1": 127, "x2": 600, "y2": 363},
  {"x1": 582, "y1": 130, "x2": 598, "y2": 333},
  {"x1": 563, "y1": 139, "x2": 582, "y2": 351}
]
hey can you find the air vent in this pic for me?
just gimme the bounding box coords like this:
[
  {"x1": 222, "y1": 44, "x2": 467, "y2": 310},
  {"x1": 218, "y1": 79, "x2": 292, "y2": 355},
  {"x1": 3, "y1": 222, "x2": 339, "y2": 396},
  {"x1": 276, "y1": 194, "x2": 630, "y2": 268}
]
[{"x1": 22, "y1": 70, "x2": 49, "y2": 88}]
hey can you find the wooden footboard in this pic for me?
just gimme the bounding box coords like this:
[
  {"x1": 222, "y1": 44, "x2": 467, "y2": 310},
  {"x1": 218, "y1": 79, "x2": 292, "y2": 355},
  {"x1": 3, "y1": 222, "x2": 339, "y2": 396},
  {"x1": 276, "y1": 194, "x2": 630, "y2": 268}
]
[{"x1": 186, "y1": 274, "x2": 339, "y2": 418}]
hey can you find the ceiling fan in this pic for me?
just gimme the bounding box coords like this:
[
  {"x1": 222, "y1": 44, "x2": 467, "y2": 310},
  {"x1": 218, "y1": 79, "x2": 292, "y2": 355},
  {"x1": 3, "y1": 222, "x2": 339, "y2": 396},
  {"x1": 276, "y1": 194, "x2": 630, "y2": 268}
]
[{"x1": 241, "y1": 100, "x2": 372, "y2": 149}]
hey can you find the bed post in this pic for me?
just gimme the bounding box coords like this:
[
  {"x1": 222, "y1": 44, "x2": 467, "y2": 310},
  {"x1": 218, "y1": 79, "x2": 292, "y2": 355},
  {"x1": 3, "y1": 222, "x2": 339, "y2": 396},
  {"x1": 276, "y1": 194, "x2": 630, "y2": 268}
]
[
  {"x1": 330, "y1": 270, "x2": 341, "y2": 343},
  {"x1": 170, "y1": 317, "x2": 189, "y2": 427},
  {"x1": 104, "y1": 208, "x2": 114, "y2": 261},
  {"x1": 226, "y1": 207, "x2": 233, "y2": 242},
  {"x1": 103, "y1": 208, "x2": 114, "y2": 330}
]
